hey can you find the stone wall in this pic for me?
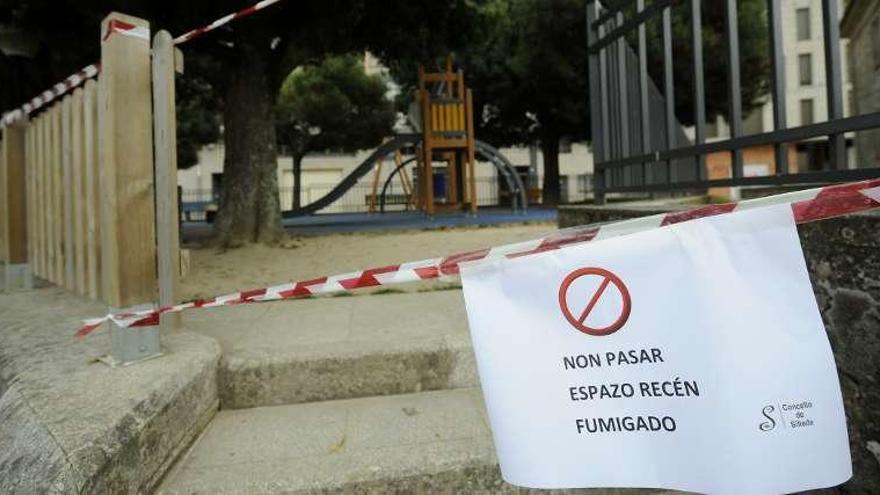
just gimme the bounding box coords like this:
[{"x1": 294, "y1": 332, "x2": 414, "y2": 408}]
[{"x1": 559, "y1": 205, "x2": 880, "y2": 493}]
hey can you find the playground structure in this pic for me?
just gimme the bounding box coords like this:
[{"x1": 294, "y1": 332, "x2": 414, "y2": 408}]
[
  {"x1": 282, "y1": 57, "x2": 527, "y2": 218},
  {"x1": 279, "y1": 133, "x2": 527, "y2": 218},
  {"x1": 414, "y1": 58, "x2": 477, "y2": 215}
]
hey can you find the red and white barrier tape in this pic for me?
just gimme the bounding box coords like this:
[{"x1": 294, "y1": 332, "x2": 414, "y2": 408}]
[
  {"x1": 1, "y1": 64, "x2": 99, "y2": 127},
  {"x1": 75, "y1": 179, "x2": 880, "y2": 337},
  {"x1": 2, "y1": 0, "x2": 287, "y2": 126},
  {"x1": 173, "y1": 0, "x2": 285, "y2": 44}
]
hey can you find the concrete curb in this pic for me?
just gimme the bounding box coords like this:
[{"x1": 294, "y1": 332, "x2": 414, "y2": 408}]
[{"x1": 0, "y1": 288, "x2": 222, "y2": 493}]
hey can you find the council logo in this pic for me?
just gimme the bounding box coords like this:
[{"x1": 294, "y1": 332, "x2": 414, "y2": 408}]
[{"x1": 558, "y1": 267, "x2": 631, "y2": 336}]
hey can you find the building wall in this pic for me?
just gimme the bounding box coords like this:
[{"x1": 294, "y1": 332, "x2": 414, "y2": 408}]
[
  {"x1": 719, "y1": 0, "x2": 852, "y2": 135},
  {"x1": 704, "y1": 0, "x2": 857, "y2": 199},
  {"x1": 746, "y1": 0, "x2": 852, "y2": 133},
  {"x1": 705, "y1": 145, "x2": 800, "y2": 199},
  {"x1": 842, "y1": 0, "x2": 880, "y2": 168},
  {"x1": 178, "y1": 141, "x2": 596, "y2": 212}
]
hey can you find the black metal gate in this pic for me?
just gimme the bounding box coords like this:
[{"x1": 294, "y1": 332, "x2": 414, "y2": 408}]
[{"x1": 586, "y1": 0, "x2": 880, "y2": 202}]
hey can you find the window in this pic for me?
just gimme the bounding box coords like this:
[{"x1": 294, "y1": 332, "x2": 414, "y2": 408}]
[
  {"x1": 796, "y1": 8, "x2": 810, "y2": 41},
  {"x1": 800, "y1": 98, "x2": 814, "y2": 125},
  {"x1": 577, "y1": 174, "x2": 593, "y2": 193},
  {"x1": 798, "y1": 54, "x2": 812, "y2": 85}
]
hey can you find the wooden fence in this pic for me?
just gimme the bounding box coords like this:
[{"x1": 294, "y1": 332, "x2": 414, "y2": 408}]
[
  {"x1": 16, "y1": 82, "x2": 102, "y2": 298},
  {"x1": 0, "y1": 12, "x2": 181, "y2": 340}
]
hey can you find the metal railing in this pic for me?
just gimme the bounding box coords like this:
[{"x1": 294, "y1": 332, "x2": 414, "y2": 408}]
[
  {"x1": 586, "y1": 0, "x2": 880, "y2": 202},
  {"x1": 180, "y1": 177, "x2": 509, "y2": 219}
]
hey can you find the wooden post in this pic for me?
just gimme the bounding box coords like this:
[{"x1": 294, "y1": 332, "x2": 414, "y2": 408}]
[
  {"x1": 446, "y1": 152, "x2": 458, "y2": 206},
  {"x1": 420, "y1": 88, "x2": 434, "y2": 216},
  {"x1": 2, "y1": 122, "x2": 32, "y2": 288},
  {"x1": 152, "y1": 30, "x2": 181, "y2": 331},
  {"x1": 465, "y1": 89, "x2": 477, "y2": 215},
  {"x1": 99, "y1": 13, "x2": 159, "y2": 365},
  {"x1": 84, "y1": 80, "x2": 101, "y2": 300}
]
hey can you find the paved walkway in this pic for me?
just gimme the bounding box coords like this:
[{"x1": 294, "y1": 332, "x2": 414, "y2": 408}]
[{"x1": 183, "y1": 208, "x2": 556, "y2": 240}]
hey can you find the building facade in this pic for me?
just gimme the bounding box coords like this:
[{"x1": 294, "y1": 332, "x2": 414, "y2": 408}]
[
  {"x1": 178, "y1": 141, "x2": 595, "y2": 214},
  {"x1": 841, "y1": 0, "x2": 880, "y2": 169},
  {"x1": 705, "y1": 0, "x2": 855, "y2": 198}
]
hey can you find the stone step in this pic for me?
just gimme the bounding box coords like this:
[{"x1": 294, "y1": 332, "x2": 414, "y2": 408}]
[
  {"x1": 158, "y1": 388, "x2": 500, "y2": 493},
  {"x1": 158, "y1": 388, "x2": 673, "y2": 494},
  {"x1": 183, "y1": 290, "x2": 478, "y2": 409}
]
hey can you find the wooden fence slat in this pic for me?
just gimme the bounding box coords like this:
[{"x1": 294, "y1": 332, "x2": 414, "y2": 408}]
[
  {"x1": 52, "y1": 104, "x2": 64, "y2": 285},
  {"x1": 44, "y1": 110, "x2": 53, "y2": 282},
  {"x1": 84, "y1": 79, "x2": 101, "y2": 299},
  {"x1": 1, "y1": 131, "x2": 6, "y2": 263},
  {"x1": 39, "y1": 114, "x2": 48, "y2": 280},
  {"x1": 72, "y1": 89, "x2": 86, "y2": 295},
  {"x1": 0, "y1": 132, "x2": 5, "y2": 263},
  {"x1": 35, "y1": 116, "x2": 44, "y2": 278},
  {"x1": 25, "y1": 124, "x2": 34, "y2": 271},
  {"x1": 1, "y1": 123, "x2": 28, "y2": 266},
  {"x1": 62, "y1": 96, "x2": 75, "y2": 290},
  {"x1": 43, "y1": 111, "x2": 54, "y2": 282}
]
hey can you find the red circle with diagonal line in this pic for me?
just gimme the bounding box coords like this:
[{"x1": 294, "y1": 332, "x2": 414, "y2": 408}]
[{"x1": 558, "y1": 267, "x2": 631, "y2": 336}]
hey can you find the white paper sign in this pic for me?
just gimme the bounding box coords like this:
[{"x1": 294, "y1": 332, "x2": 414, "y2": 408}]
[{"x1": 460, "y1": 205, "x2": 851, "y2": 494}]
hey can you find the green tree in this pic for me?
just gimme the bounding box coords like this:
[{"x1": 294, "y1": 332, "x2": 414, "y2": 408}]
[
  {"x1": 447, "y1": 0, "x2": 770, "y2": 206},
  {"x1": 276, "y1": 54, "x2": 394, "y2": 209},
  {"x1": 2, "y1": 0, "x2": 486, "y2": 245}
]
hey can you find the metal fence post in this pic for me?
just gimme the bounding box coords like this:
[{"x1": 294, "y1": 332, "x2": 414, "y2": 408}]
[
  {"x1": 821, "y1": 0, "x2": 846, "y2": 170},
  {"x1": 767, "y1": 0, "x2": 789, "y2": 176},
  {"x1": 98, "y1": 13, "x2": 160, "y2": 365},
  {"x1": 587, "y1": 1, "x2": 606, "y2": 205},
  {"x1": 724, "y1": 0, "x2": 744, "y2": 179}
]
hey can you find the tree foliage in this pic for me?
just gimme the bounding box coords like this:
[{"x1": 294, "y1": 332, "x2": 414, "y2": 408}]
[
  {"x1": 276, "y1": 54, "x2": 394, "y2": 208},
  {"x1": 277, "y1": 54, "x2": 394, "y2": 159},
  {"x1": 643, "y1": 0, "x2": 770, "y2": 124},
  {"x1": 439, "y1": 0, "x2": 771, "y2": 204},
  {"x1": 1, "y1": 0, "x2": 486, "y2": 244}
]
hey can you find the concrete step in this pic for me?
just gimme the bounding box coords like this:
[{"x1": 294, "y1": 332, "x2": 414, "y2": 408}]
[
  {"x1": 0, "y1": 287, "x2": 220, "y2": 493},
  {"x1": 158, "y1": 388, "x2": 672, "y2": 494},
  {"x1": 159, "y1": 388, "x2": 499, "y2": 493},
  {"x1": 183, "y1": 290, "x2": 478, "y2": 409}
]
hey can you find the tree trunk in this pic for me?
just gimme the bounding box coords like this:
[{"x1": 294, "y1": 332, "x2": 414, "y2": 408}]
[
  {"x1": 541, "y1": 135, "x2": 561, "y2": 206},
  {"x1": 292, "y1": 153, "x2": 303, "y2": 210},
  {"x1": 214, "y1": 40, "x2": 284, "y2": 246}
]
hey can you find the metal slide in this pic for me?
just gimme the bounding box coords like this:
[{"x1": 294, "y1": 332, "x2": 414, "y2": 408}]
[{"x1": 282, "y1": 134, "x2": 527, "y2": 217}]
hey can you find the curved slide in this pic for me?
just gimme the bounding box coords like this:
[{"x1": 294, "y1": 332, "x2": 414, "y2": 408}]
[{"x1": 282, "y1": 134, "x2": 527, "y2": 218}]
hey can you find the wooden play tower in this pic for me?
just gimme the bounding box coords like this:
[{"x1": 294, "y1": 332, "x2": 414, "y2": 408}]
[{"x1": 416, "y1": 57, "x2": 477, "y2": 215}]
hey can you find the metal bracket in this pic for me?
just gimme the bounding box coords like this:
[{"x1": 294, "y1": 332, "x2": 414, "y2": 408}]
[{"x1": 98, "y1": 303, "x2": 162, "y2": 367}]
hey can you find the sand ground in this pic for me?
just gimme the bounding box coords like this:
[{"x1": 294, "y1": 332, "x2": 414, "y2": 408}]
[{"x1": 181, "y1": 222, "x2": 555, "y2": 300}]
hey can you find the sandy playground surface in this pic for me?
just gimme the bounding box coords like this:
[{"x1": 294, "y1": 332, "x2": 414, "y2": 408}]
[{"x1": 181, "y1": 222, "x2": 556, "y2": 300}]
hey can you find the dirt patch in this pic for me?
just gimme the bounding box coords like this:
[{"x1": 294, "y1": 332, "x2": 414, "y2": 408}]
[{"x1": 181, "y1": 223, "x2": 555, "y2": 300}]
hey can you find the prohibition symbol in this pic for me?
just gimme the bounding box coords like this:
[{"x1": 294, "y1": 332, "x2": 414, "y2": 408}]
[{"x1": 558, "y1": 267, "x2": 631, "y2": 336}]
